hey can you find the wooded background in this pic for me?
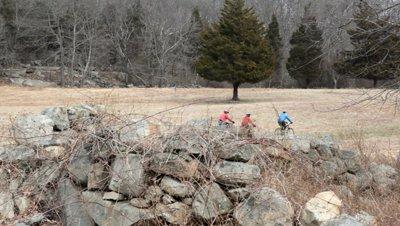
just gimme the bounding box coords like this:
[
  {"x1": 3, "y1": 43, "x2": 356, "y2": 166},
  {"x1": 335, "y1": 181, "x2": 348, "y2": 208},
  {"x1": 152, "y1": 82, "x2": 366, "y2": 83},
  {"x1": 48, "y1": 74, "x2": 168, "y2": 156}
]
[{"x1": 0, "y1": 0, "x2": 399, "y2": 88}]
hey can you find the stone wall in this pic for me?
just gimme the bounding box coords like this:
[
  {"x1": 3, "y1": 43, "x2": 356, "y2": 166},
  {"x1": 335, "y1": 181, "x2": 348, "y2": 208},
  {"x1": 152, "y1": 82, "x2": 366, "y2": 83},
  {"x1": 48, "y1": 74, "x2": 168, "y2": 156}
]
[{"x1": 0, "y1": 105, "x2": 398, "y2": 225}]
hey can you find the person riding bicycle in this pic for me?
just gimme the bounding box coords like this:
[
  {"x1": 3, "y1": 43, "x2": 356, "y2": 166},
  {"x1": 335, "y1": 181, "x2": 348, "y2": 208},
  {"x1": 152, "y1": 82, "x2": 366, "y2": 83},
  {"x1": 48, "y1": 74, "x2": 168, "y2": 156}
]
[
  {"x1": 240, "y1": 113, "x2": 256, "y2": 138},
  {"x1": 218, "y1": 110, "x2": 235, "y2": 126},
  {"x1": 241, "y1": 113, "x2": 256, "y2": 128},
  {"x1": 277, "y1": 111, "x2": 293, "y2": 129}
]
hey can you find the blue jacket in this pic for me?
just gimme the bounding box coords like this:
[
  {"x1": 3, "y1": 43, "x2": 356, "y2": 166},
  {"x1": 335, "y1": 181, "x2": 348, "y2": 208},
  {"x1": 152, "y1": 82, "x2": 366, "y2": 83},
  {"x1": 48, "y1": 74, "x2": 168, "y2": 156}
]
[{"x1": 278, "y1": 112, "x2": 292, "y2": 123}]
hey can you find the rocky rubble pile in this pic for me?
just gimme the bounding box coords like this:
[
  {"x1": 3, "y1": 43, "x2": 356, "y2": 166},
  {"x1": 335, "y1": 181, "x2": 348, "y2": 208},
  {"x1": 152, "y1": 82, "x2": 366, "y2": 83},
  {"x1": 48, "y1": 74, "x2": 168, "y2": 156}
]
[
  {"x1": 0, "y1": 105, "x2": 398, "y2": 225},
  {"x1": 1, "y1": 67, "x2": 126, "y2": 88}
]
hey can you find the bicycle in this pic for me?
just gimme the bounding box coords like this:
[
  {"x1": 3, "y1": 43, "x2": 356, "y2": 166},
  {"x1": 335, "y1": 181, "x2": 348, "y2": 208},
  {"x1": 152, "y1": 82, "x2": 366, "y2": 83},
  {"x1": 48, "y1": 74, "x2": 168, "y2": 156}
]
[
  {"x1": 274, "y1": 123, "x2": 295, "y2": 137},
  {"x1": 217, "y1": 121, "x2": 235, "y2": 129}
]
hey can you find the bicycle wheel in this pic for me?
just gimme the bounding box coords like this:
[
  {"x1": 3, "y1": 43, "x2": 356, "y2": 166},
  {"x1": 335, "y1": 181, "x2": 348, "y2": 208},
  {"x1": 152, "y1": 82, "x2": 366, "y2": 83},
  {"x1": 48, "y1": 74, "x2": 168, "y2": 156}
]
[
  {"x1": 286, "y1": 128, "x2": 295, "y2": 137},
  {"x1": 274, "y1": 128, "x2": 283, "y2": 136}
]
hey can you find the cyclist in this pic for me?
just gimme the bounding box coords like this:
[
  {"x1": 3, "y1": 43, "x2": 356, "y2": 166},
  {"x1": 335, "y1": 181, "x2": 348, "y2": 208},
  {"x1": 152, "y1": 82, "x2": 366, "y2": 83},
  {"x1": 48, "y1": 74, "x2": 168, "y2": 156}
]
[
  {"x1": 241, "y1": 113, "x2": 256, "y2": 128},
  {"x1": 277, "y1": 111, "x2": 293, "y2": 129},
  {"x1": 218, "y1": 110, "x2": 235, "y2": 126},
  {"x1": 240, "y1": 113, "x2": 256, "y2": 138}
]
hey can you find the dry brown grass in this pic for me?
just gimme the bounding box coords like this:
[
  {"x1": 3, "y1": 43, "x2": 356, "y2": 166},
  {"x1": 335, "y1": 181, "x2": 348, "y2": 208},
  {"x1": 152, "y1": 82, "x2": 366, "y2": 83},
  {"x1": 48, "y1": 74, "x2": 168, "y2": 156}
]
[{"x1": 0, "y1": 85, "x2": 399, "y2": 154}]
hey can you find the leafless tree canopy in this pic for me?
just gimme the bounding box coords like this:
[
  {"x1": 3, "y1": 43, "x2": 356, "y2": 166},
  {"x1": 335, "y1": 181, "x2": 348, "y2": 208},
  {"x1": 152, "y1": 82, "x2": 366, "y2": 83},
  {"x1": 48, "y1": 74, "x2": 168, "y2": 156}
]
[{"x1": 0, "y1": 0, "x2": 399, "y2": 88}]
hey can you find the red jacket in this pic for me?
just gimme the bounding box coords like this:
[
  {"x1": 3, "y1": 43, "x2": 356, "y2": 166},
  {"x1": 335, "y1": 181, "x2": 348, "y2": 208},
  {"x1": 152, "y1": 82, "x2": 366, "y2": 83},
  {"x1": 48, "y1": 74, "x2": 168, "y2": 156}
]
[{"x1": 241, "y1": 116, "x2": 255, "y2": 127}]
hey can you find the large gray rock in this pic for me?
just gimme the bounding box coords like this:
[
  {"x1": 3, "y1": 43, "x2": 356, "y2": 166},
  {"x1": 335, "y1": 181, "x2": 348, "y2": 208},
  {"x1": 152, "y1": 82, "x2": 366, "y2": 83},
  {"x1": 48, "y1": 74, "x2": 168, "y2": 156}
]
[
  {"x1": 337, "y1": 149, "x2": 362, "y2": 173},
  {"x1": 10, "y1": 77, "x2": 56, "y2": 87},
  {"x1": 88, "y1": 163, "x2": 108, "y2": 190},
  {"x1": 22, "y1": 161, "x2": 61, "y2": 190},
  {"x1": 304, "y1": 149, "x2": 321, "y2": 162},
  {"x1": 160, "y1": 176, "x2": 194, "y2": 198},
  {"x1": 14, "y1": 223, "x2": 29, "y2": 226},
  {"x1": 213, "y1": 160, "x2": 261, "y2": 185},
  {"x1": 192, "y1": 183, "x2": 233, "y2": 220},
  {"x1": 103, "y1": 192, "x2": 125, "y2": 201},
  {"x1": 183, "y1": 198, "x2": 193, "y2": 206},
  {"x1": 301, "y1": 191, "x2": 342, "y2": 226},
  {"x1": 12, "y1": 115, "x2": 54, "y2": 146},
  {"x1": 315, "y1": 144, "x2": 334, "y2": 160},
  {"x1": 162, "y1": 194, "x2": 176, "y2": 205},
  {"x1": 148, "y1": 153, "x2": 199, "y2": 179},
  {"x1": 108, "y1": 154, "x2": 146, "y2": 197},
  {"x1": 263, "y1": 146, "x2": 292, "y2": 161},
  {"x1": 319, "y1": 161, "x2": 339, "y2": 178},
  {"x1": 0, "y1": 145, "x2": 35, "y2": 162},
  {"x1": 26, "y1": 213, "x2": 46, "y2": 224},
  {"x1": 9, "y1": 178, "x2": 23, "y2": 194},
  {"x1": 227, "y1": 188, "x2": 250, "y2": 202},
  {"x1": 355, "y1": 211, "x2": 377, "y2": 226},
  {"x1": 42, "y1": 107, "x2": 70, "y2": 131},
  {"x1": 339, "y1": 170, "x2": 373, "y2": 191},
  {"x1": 9, "y1": 77, "x2": 25, "y2": 85},
  {"x1": 0, "y1": 168, "x2": 9, "y2": 187},
  {"x1": 130, "y1": 198, "x2": 151, "y2": 208},
  {"x1": 82, "y1": 191, "x2": 155, "y2": 226},
  {"x1": 165, "y1": 134, "x2": 206, "y2": 156},
  {"x1": 58, "y1": 179, "x2": 94, "y2": 226},
  {"x1": 318, "y1": 158, "x2": 346, "y2": 179},
  {"x1": 117, "y1": 120, "x2": 151, "y2": 144},
  {"x1": 48, "y1": 129, "x2": 77, "y2": 147},
  {"x1": 14, "y1": 196, "x2": 30, "y2": 215},
  {"x1": 156, "y1": 202, "x2": 191, "y2": 225},
  {"x1": 67, "y1": 104, "x2": 98, "y2": 122},
  {"x1": 311, "y1": 135, "x2": 340, "y2": 156},
  {"x1": 3, "y1": 68, "x2": 26, "y2": 78},
  {"x1": 0, "y1": 191, "x2": 14, "y2": 219},
  {"x1": 234, "y1": 187, "x2": 294, "y2": 226},
  {"x1": 144, "y1": 185, "x2": 163, "y2": 203},
  {"x1": 331, "y1": 157, "x2": 347, "y2": 174},
  {"x1": 334, "y1": 185, "x2": 354, "y2": 200},
  {"x1": 321, "y1": 214, "x2": 364, "y2": 226},
  {"x1": 67, "y1": 149, "x2": 91, "y2": 185},
  {"x1": 22, "y1": 79, "x2": 56, "y2": 88},
  {"x1": 39, "y1": 146, "x2": 66, "y2": 159},
  {"x1": 369, "y1": 164, "x2": 398, "y2": 195},
  {"x1": 215, "y1": 143, "x2": 259, "y2": 162},
  {"x1": 289, "y1": 137, "x2": 311, "y2": 153}
]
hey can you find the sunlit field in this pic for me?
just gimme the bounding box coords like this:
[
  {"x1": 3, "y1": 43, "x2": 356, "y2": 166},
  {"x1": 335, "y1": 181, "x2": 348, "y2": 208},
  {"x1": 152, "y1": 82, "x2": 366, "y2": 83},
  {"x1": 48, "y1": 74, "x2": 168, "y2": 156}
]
[{"x1": 1, "y1": 86, "x2": 399, "y2": 154}]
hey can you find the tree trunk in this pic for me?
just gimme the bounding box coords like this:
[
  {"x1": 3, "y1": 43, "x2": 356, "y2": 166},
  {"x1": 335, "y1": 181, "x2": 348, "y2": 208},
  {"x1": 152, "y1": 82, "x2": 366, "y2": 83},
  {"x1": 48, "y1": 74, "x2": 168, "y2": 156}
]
[
  {"x1": 275, "y1": 56, "x2": 282, "y2": 87},
  {"x1": 70, "y1": 22, "x2": 77, "y2": 77},
  {"x1": 83, "y1": 41, "x2": 92, "y2": 79},
  {"x1": 232, "y1": 82, "x2": 240, "y2": 101},
  {"x1": 305, "y1": 78, "x2": 311, "y2": 89},
  {"x1": 373, "y1": 78, "x2": 377, "y2": 88},
  {"x1": 57, "y1": 25, "x2": 65, "y2": 87},
  {"x1": 123, "y1": 58, "x2": 129, "y2": 86},
  {"x1": 60, "y1": 46, "x2": 65, "y2": 87},
  {"x1": 333, "y1": 78, "x2": 338, "y2": 89}
]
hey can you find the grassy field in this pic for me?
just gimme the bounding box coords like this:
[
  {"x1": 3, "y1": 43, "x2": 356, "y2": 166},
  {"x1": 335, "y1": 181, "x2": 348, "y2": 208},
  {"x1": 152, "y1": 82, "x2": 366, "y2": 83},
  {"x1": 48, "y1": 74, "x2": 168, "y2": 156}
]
[{"x1": 0, "y1": 86, "x2": 399, "y2": 155}]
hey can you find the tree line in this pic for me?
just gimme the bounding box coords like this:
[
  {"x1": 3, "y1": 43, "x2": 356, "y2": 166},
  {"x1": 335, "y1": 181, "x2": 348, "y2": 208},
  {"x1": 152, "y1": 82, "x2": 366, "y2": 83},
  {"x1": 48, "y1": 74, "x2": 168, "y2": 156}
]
[{"x1": 0, "y1": 0, "x2": 399, "y2": 92}]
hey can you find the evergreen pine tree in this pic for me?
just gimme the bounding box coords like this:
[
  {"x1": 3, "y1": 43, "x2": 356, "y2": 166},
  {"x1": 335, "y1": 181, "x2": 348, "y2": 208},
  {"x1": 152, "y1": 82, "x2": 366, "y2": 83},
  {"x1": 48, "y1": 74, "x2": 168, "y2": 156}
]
[
  {"x1": 287, "y1": 12, "x2": 323, "y2": 88},
  {"x1": 196, "y1": 0, "x2": 275, "y2": 100},
  {"x1": 267, "y1": 14, "x2": 283, "y2": 86},
  {"x1": 335, "y1": 1, "x2": 400, "y2": 87}
]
